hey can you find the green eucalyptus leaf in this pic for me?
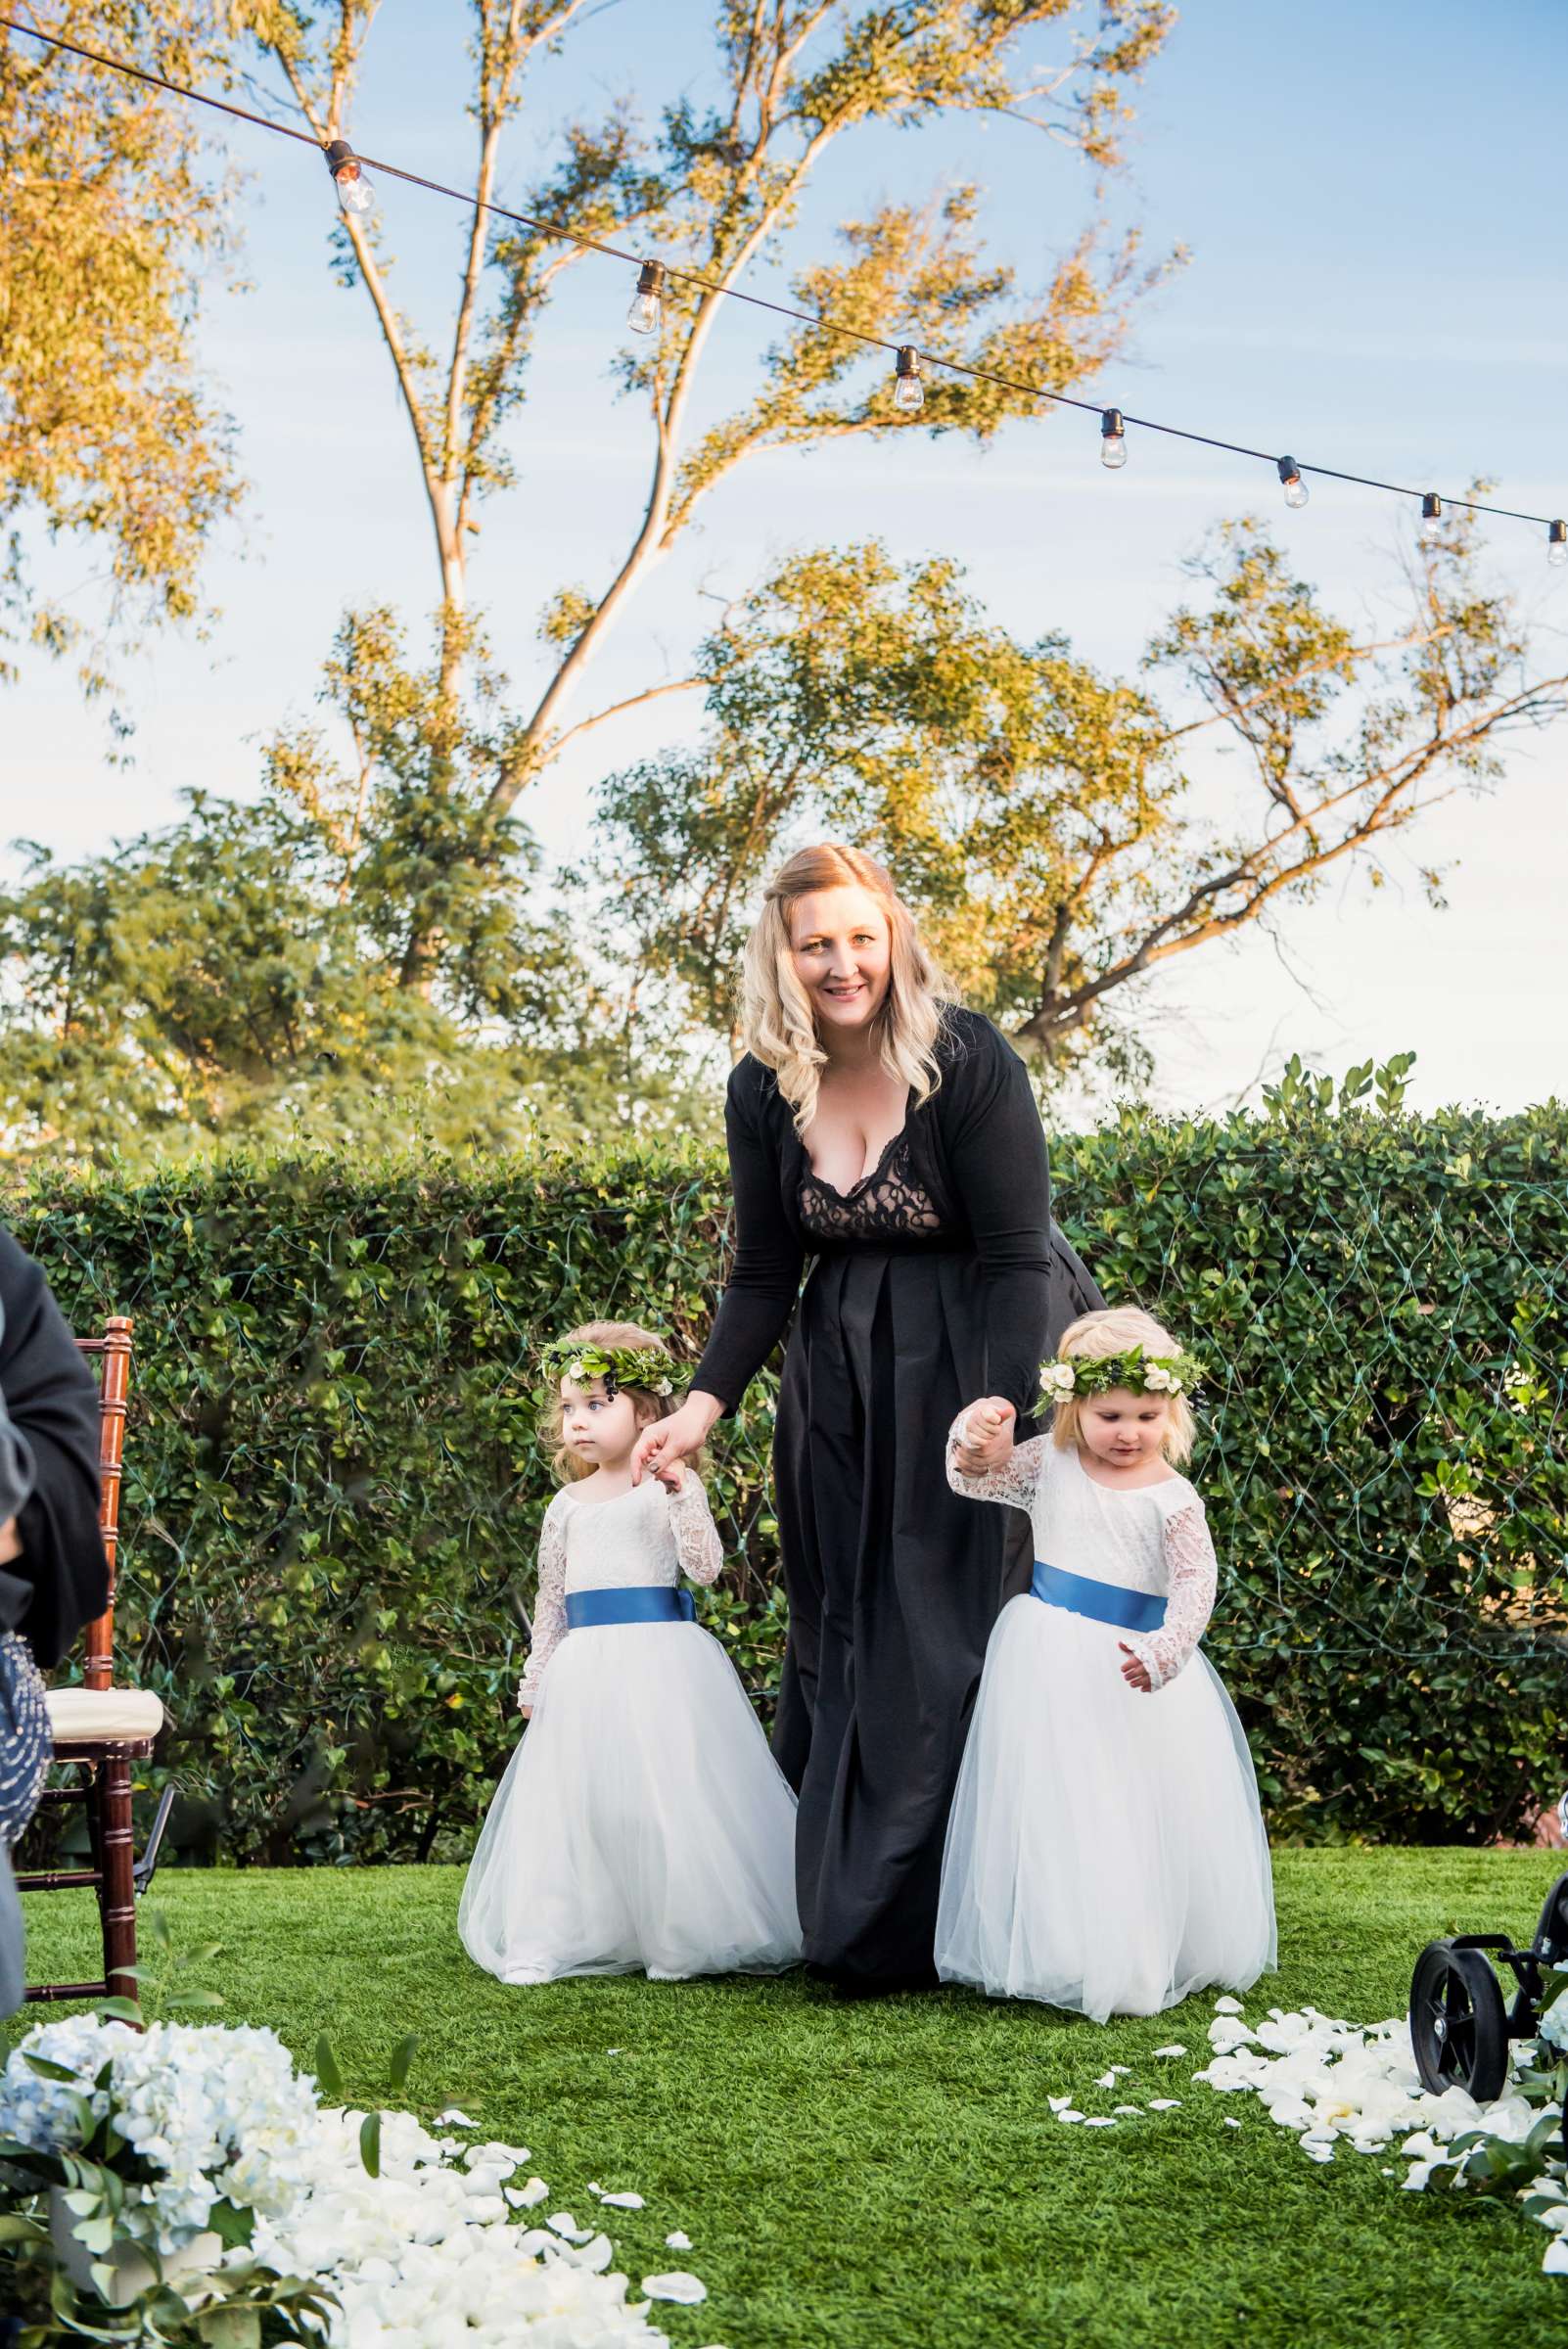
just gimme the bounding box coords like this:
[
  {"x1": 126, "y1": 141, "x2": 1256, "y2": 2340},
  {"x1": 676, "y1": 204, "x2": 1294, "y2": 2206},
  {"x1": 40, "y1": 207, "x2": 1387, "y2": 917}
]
[
  {"x1": 313, "y1": 2035, "x2": 344, "y2": 2101},
  {"x1": 387, "y1": 2033, "x2": 419, "y2": 2095}
]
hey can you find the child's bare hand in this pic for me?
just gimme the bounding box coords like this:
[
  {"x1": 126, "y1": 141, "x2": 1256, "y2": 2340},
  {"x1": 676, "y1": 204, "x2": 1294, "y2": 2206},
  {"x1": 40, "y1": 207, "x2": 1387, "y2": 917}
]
[
  {"x1": 954, "y1": 1398, "x2": 1016, "y2": 1474},
  {"x1": 1118, "y1": 1642, "x2": 1152, "y2": 1693},
  {"x1": 652, "y1": 1457, "x2": 687, "y2": 1494},
  {"x1": 519, "y1": 1700, "x2": 533, "y2": 1720}
]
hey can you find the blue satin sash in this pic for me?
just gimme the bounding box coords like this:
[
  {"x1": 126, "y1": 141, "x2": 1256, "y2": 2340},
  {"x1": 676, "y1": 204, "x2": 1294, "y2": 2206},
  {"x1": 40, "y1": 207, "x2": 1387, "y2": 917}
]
[
  {"x1": 565, "y1": 1585, "x2": 696, "y2": 1631},
  {"x1": 1031, "y1": 1560, "x2": 1166, "y2": 1635}
]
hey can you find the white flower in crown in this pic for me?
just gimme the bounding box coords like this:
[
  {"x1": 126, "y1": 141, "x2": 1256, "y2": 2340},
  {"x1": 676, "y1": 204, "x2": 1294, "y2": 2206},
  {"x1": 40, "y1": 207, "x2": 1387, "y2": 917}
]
[
  {"x1": 1143, "y1": 1364, "x2": 1174, "y2": 1392},
  {"x1": 656, "y1": 1378, "x2": 672, "y2": 1397},
  {"x1": 568, "y1": 1359, "x2": 586, "y2": 1381},
  {"x1": 1042, "y1": 1361, "x2": 1076, "y2": 1394}
]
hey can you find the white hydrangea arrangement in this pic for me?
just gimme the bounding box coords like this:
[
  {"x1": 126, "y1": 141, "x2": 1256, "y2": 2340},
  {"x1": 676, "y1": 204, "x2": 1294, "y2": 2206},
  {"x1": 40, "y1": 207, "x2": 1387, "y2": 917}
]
[{"x1": 0, "y1": 2012, "x2": 689, "y2": 2344}]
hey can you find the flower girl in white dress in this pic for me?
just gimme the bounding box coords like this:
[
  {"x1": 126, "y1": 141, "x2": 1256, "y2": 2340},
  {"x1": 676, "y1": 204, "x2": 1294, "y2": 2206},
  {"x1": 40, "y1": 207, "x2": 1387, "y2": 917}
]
[
  {"x1": 459, "y1": 1321, "x2": 802, "y2": 1985},
  {"x1": 936, "y1": 1306, "x2": 1275, "y2": 2021}
]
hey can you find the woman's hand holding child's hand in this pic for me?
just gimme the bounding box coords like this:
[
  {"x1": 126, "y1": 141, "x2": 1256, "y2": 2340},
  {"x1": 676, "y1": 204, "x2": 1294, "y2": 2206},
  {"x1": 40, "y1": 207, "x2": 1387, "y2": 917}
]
[
  {"x1": 954, "y1": 1399, "x2": 1015, "y2": 1475},
  {"x1": 1118, "y1": 1642, "x2": 1152, "y2": 1693}
]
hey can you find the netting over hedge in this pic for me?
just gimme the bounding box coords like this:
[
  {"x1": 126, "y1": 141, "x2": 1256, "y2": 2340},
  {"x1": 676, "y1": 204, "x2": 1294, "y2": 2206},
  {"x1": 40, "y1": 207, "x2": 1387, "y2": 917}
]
[{"x1": 10, "y1": 1092, "x2": 1565, "y2": 1865}]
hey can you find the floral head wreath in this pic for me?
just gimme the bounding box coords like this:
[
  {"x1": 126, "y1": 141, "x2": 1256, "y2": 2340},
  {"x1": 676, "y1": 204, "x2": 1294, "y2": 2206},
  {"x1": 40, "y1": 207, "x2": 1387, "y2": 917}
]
[
  {"x1": 1039, "y1": 1345, "x2": 1205, "y2": 1402},
  {"x1": 538, "y1": 1337, "x2": 679, "y2": 1403}
]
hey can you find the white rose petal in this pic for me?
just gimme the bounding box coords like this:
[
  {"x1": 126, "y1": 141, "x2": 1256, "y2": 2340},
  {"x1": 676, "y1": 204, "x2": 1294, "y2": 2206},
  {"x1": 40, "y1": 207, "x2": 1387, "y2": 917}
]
[
  {"x1": 1093, "y1": 2071, "x2": 1119, "y2": 2090},
  {"x1": 1114, "y1": 2105, "x2": 1142, "y2": 2117},
  {"x1": 600, "y1": 2191, "x2": 645, "y2": 2209},
  {"x1": 642, "y1": 2271, "x2": 708, "y2": 2304},
  {"x1": 1214, "y1": 1997, "x2": 1243, "y2": 2015},
  {"x1": 1083, "y1": 2117, "x2": 1118, "y2": 2128},
  {"x1": 666, "y1": 2231, "x2": 693, "y2": 2250},
  {"x1": 547, "y1": 2210, "x2": 593, "y2": 2242},
  {"x1": 1046, "y1": 2096, "x2": 1075, "y2": 2113},
  {"x1": 1223, "y1": 2118, "x2": 1242, "y2": 2129},
  {"x1": 435, "y1": 2107, "x2": 478, "y2": 2128},
  {"x1": 1055, "y1": 2110, "x2": 1085, "y2": 2125},
  {"x1": 1153, "y1": 2046, "x2": 1187, "y2": 2059},
  {"x1": 1148, "y1": 2099, "x2": 1181, "y2": 2111}
]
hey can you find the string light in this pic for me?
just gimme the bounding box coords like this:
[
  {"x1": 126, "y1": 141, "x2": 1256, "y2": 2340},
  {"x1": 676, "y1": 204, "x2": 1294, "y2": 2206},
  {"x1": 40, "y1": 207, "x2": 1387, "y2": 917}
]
[
  {"x1": 1, "y1": 12, "x2": 1561, "y2": 557},
  {"x1": 323, "y1": 138, "x2": 373, "y2": 217},
  {"x1": 626, "y1": 260, "x2": 665, "y2": 337},
  {"x1": 1277, "y1": 456, "x2": 1309, "y2": 510},
  {"x1": 1419, "y1": 491, "x2": 1443, "y2": 547},
  {"x1": 893, "y1": 346, "x2": 925, "y2": 415}
]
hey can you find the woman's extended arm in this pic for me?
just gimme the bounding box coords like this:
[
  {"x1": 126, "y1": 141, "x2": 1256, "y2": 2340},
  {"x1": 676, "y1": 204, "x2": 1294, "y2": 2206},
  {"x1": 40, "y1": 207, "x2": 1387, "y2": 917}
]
[
  {"x1": 688, "y1": 1064, "x2": 804, "y2": 1414},
  {"x1": 943, "y1": 1028, "x2": 1054, "y2": 1429}
]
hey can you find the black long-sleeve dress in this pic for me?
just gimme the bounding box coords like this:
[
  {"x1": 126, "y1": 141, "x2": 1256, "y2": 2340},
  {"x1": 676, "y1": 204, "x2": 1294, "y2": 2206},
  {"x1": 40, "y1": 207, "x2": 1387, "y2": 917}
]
[{"x1": 693, "y1": 1006, "x2": 1103, "y2": 1988}]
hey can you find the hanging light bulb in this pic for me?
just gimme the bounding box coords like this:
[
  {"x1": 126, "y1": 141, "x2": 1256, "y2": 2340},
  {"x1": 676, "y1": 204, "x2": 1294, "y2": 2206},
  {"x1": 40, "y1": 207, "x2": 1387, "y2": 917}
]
[
  {"x1": 627, "y1": 260, "x2": 665, "y2": 337},
  {"x1": 1549, "y1": 520, "x2": 1568, "y2": 569},
  {"x1": 893, "y1": 346, "x2": 925, "y2": 415},
  {"x1": 324, "y1": 138, "x2": 373, "y2": 217},
  {"x1": 1277, "y1": 455, "x2": 1309, "y2": 509},
  {"x1": 1100, "y1": 407, "x2": 1128, "y2": 469},
  {"x1": 1419, "y1": 491, "x2": 1443, "y2": 548}
]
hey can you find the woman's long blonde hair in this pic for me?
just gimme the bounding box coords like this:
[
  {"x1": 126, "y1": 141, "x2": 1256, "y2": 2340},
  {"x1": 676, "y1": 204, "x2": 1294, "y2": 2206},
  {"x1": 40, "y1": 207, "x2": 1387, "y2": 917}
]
[
  {"x1": 739, "y1": 844, "x2": 952, "y2": 1134},
  {"x1": 540, "y1": 1319, "x2": 694, "y2": 1483},
  {"x1": 1050, "y1": 1306, "x2": 1198, "y2": 1466}
]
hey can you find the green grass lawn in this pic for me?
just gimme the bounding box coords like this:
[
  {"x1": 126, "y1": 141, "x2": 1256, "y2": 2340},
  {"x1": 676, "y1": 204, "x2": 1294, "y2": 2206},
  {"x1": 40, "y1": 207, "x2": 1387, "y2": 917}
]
[{"x1": 19, "y1": 1850, "x2": 1568, "y2": 2349}]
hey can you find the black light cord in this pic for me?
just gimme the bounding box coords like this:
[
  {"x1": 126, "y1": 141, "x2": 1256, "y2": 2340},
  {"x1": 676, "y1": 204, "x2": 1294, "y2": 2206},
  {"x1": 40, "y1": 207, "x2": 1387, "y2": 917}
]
[{"x1": 3, "y1": 12, "x2": 1563, "y2": 536}]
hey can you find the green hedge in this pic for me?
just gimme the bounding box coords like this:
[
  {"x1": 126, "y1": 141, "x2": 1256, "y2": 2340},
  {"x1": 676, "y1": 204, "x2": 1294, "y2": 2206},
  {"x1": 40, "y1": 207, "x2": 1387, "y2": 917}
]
[{"x1": 9, "y1": 1092, "x2": 1565, "y2": 1865}]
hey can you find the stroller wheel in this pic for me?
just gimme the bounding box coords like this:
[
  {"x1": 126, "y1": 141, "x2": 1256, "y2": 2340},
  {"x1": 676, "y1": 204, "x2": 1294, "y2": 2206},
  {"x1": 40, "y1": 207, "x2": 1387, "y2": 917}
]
[
  {"x1": 1532, "y1": 1871, "x2": 1568, "y2": 1968},
  {"x1": 1409, "y1": 1940, "x2": 1508, "y2": 2101}
]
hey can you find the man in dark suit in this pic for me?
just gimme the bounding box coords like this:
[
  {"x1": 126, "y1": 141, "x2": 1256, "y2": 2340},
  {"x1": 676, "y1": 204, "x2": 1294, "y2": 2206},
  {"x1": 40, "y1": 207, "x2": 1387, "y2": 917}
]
[{"x1": 0, "y1": 1227, "x2": 108, "y2": 2012}]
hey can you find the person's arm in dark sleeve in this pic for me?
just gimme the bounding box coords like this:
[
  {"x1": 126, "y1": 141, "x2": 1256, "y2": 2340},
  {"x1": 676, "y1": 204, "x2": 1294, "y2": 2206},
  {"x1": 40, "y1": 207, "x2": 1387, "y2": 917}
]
[
  {"x1": 690, "y1": 1064, "x2": 806, "y2": 1416},
  {"x1": 0, "y1": 1227, "x2": 107, "y2": 1670},
  {"x1": 944, "y1": 1028, "x2": 1053, "y2": 1435}
]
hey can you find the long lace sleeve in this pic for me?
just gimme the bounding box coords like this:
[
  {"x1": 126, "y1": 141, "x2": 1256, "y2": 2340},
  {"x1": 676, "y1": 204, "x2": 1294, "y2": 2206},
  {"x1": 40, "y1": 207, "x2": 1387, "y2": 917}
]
[
  {"x1": 517, "y1": 1498, "x2": 569, "y2": 1710},
  {"x1": 666, "y1": 1474, "x2": 724, "y2": 1587},
  {"x1": 1124, "y1": 1501, "x2": 1218, "y2": 1692},
  {"x1": 945, "y1": 1412, "x2": 1047, "y2": 1510}
]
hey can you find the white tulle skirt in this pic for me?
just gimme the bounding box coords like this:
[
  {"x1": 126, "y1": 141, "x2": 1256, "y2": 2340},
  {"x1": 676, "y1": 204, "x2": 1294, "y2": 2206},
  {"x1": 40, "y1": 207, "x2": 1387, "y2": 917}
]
[
  {"x1": 458, "y1": 1621, "x2": 803, "y2": 1984},
  {"x1": 936, "y1": 1594, "x2": 1276, "y2": 2020}
]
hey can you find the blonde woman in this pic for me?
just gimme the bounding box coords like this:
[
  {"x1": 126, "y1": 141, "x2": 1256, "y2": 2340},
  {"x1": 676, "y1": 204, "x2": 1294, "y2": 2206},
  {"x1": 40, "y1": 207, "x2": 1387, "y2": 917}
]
[{"x1": 632, "y1": 845, "x2": 1102, "y2": 1992}]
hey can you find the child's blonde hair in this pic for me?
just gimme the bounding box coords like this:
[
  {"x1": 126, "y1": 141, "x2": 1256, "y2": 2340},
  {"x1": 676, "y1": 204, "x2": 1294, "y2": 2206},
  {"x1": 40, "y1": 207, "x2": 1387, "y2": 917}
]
[
  {"x1": 1050, "y1": 1306, "x2": 1197, "y2": 1466},
  {"x1": 541, "y1": 1320, "x2": 693, "y2": 1483}
]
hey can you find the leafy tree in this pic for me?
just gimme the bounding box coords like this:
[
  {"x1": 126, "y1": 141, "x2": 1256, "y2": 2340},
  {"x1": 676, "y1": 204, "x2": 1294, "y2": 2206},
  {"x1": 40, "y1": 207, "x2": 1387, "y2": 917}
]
[
  {"x1": 0, "y1": 767, "x2": 655, "y2": 1166},
  {"x1": 238, "y1": 0, "x2": 1176, "y2": 980},
  {"x1": 0, "y1": 2, "x2": 245, "y2": 703},
  {"x1": 584, "y1": 504, "x2": 1568, "y2": 1082}
]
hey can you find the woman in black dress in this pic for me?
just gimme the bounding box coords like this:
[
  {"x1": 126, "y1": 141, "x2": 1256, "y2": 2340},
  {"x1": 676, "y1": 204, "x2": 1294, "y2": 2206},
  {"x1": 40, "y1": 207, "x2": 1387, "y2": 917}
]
[{"x1": 632, "y1": 845, "x2": 1102, "y2": 1990}]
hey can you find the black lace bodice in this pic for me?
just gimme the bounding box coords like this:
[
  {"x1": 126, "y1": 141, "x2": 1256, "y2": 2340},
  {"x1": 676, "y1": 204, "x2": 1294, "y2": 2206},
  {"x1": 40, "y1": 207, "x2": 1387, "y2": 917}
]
[{"x1": 798, "y1": 1128, "x2": 950, "y2": 1242}]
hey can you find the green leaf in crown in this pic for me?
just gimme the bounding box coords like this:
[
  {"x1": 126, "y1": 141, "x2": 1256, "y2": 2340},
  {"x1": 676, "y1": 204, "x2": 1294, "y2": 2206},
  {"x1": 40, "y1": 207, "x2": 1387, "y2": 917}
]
[
  {"x1": 1039, "y1": 1346, "x2": 1206, "y2": 1401},
  {"x1": 537, "y1": 1337, "x2": 682, "y2": 1402}
]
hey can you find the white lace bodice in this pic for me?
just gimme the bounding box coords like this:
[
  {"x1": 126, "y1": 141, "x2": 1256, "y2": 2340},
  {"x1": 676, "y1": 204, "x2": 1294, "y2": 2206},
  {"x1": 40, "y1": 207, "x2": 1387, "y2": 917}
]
[
  {"x1": 945, "y1": 1420, "x2": 1218, "y2": 1692},
  {"x1": 517, "y1": 1475, "x2": 724, "y2": 1708}
]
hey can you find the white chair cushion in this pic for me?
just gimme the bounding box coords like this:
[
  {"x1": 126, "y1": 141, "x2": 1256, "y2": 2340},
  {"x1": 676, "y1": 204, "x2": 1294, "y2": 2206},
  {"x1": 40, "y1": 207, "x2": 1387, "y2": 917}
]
[{"x1": 46, "y1": 1685, "x2": 165, "y2": 1742}]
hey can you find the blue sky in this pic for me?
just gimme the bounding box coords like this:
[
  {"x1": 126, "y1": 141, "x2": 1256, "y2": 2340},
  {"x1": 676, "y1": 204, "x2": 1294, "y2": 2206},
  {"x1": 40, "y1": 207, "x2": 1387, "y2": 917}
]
[{"x1": 4, "y1": 0, "x2": 1564, "y2": 1115}]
